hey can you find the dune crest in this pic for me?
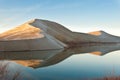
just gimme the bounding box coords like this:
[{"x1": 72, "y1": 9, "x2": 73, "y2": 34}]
[{"x1": 88, "y1": 31, "x2": 102, "y2": 36}]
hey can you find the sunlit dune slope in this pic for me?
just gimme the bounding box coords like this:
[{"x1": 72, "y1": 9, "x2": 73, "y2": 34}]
[
  {"x1": 0, "y1": 24, "x2": 44, "y2": 40},
  {"x1": 88, "y1": 31, "x2": 102, "y2": 36}
]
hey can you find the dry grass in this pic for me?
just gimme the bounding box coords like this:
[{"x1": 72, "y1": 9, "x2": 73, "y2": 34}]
[
  {"x1": 93, "y1": 76, "x2": 120, "y2": 80},
  {"x1": 0, "y1": 62, "x2": 21, "y2": 80},
  {"x1": 89, "y1": 69, "x2": 120, "y2": 80}
]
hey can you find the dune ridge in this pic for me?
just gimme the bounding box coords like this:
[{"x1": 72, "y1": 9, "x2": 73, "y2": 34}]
[{"x1": 0, "y1": 19, "x2": 119, "y2": 51}]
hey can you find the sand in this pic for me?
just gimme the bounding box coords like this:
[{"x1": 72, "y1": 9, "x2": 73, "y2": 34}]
[
  {"x1": 0, "y1": 24, "x2": 44, "y2": 40},
  {"x1": 88, "y1": 31, "x2": 102, "y2": 36},
  {"x1": 0, "y1": 19, "x2": 119, "y2": 51}
]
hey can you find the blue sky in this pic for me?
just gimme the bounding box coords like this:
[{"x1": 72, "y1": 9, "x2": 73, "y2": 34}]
[{"x1": 0, "y1": 0, "x2": 120, "y2": 35}]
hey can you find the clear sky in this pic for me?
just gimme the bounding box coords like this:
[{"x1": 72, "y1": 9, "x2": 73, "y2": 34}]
[{"x1": 0, "y1": 0, "x2": 120, "y2": 35}]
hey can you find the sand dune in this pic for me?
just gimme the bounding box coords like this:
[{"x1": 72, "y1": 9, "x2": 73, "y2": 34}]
[
  {"x1": 88, "y1": 31, "x2": 102, "y2": 36},
  {"x1": 0, "y1": 19, "x2": 119, "y2": 51},
  {"x1": 0, "y1": 24, "x2": 44, "y2": 40}
]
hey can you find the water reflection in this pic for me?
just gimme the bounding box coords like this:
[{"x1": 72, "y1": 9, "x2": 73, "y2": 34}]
[{"x1": 0, "y1": 44, "x2": 119, "y2": 80}]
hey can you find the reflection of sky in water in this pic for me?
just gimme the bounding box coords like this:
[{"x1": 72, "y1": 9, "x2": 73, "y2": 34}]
[
  {"x1": 5, "y1": 50, "x2": 119, "y2": 80},
  {"x1": 31, "y1": 51, "x2": 120, "y2": 80}
]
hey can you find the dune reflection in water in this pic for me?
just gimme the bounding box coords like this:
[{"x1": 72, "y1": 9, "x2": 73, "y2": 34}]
[{"x1": 0, "y1": 44, "x2": 119, "y2": 80}]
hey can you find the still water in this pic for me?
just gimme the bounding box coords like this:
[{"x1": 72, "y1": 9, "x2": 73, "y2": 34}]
[{"x1": 0, "y1": 44, "x2": 120, "y2": 80}]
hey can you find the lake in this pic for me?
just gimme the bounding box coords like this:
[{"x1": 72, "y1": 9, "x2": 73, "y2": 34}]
[{"x1": 0, "y1": 43, "x2": 120, "y2": 80}]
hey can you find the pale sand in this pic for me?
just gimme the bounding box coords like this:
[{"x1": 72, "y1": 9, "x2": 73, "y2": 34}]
[
  {"x1": 88, "y1": 31, "x2": 102, "y2": 36},
  {"x1": 0, "y1": 23, "x2": 44, "y2": 40}
]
